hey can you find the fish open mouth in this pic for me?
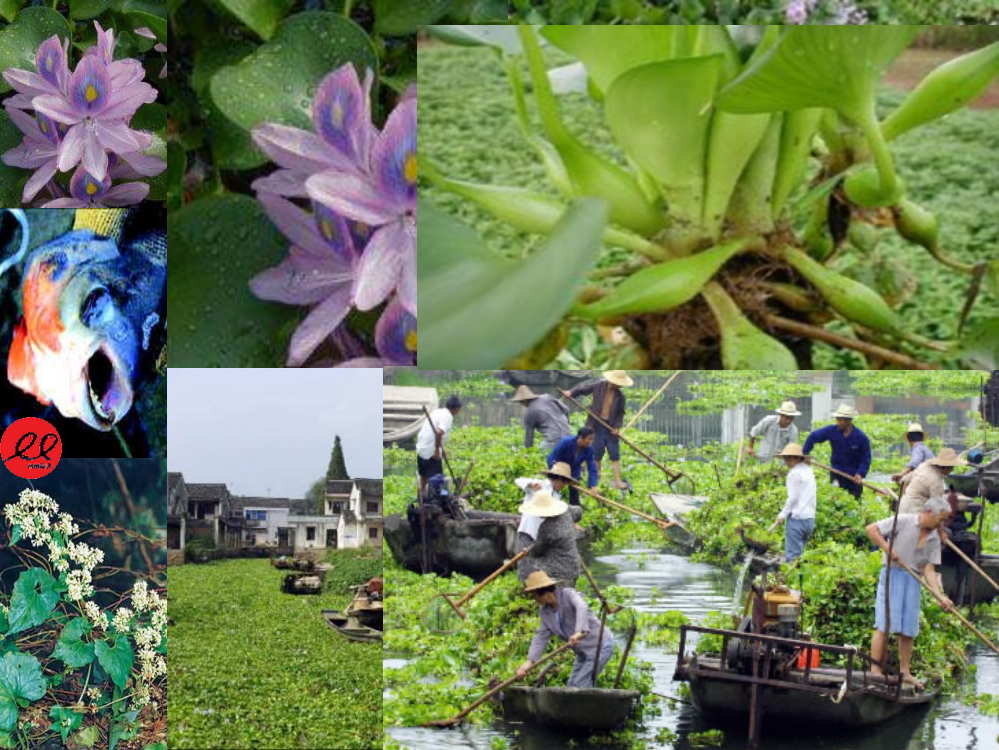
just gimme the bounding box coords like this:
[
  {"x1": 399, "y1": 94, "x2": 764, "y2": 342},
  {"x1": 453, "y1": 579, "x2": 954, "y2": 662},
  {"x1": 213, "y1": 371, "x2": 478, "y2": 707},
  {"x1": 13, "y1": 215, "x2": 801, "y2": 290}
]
[{"x1": 86, "y1": 347, "x2": 129, "y2": 429}]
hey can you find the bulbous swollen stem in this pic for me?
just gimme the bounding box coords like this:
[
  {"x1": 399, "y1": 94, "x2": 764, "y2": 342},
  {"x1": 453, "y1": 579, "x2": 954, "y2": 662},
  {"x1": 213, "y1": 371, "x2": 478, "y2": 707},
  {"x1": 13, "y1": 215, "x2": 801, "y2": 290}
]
[{"x1": 855, "y1": 104, "x2": 899, "y2": 206}]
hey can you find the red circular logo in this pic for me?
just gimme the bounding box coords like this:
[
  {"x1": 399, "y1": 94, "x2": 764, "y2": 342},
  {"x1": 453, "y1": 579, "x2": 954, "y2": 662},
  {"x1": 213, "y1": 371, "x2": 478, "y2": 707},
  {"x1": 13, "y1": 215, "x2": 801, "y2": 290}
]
[{"x1": 1, "y1": 417, "x2": 62, "y2": 479}]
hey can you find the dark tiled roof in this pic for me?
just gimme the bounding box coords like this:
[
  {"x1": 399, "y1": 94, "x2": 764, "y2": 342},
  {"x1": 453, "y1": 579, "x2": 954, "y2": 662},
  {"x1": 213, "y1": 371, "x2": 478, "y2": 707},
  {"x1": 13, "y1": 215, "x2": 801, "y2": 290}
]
[
  {"x1": 354, "y1": 479, "x2": 383, "y2": 497},
  {"x1": 230, "y1": 496, "x2": 297, "y2": 512},
  {"x1": 186, "y1": 483, "x2": 229, "y2": 501},
  {"x1": 326, "y1": 480, "x2": 354, "y2": 495}
]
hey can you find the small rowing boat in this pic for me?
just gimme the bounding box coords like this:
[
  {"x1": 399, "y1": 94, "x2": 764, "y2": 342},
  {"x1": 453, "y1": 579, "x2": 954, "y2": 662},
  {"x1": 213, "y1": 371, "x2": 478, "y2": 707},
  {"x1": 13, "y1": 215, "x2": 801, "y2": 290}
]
[
  {"x1": 322, "y1": 610, "x2": 382, "y2": 642},
  {"x1": 499, "y1": 686, "x2": 640, "y2": 732}
]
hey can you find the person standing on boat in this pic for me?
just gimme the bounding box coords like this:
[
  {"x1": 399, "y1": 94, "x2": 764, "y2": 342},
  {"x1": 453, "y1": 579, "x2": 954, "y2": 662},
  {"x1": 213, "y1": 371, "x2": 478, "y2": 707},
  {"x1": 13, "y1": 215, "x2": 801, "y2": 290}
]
[
  {"x1": 515, "y1": 570, "x2": 615, "y2": 687},
  {"x1": 561, "y1": 370, "x2": 633, "y2": 491},
  {"x1": 416, "y1": 395, "x2": 462, "y2": 498},
  {"x1": 515, "y1": 486, "x2": 583, "y2": 587},
  {"x1": 865, "y1": 496, "x2": 954, "y2": 689},
  {"x1": 898, "y1": 448, "x2": 966, "y2": 515},
  {"x1": 748, "y1": 401, "x2": 801, "y2": 463},
  {"x1": 511, "y1": 385, "x2": 572, "y2": 452},
  {"x1": 891, "y1": 422, "x2": 935, "y2": 484},
  {"x1": 767, "y1": 443, "x2": 816, "y2": 562},
  {"x1": 802, "y1": 404, "x2": 871, "y2": 499},
  {"x1": 547, "y1": 427, "x2": 599, "y2": 509}
]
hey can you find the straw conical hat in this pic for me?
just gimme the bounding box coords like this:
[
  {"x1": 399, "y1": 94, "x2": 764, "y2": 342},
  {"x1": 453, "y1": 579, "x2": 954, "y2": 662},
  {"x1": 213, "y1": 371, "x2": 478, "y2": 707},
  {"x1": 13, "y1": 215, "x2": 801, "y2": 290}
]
[
  {"x1": 518, "y1": 489, "x2": 568, "y2": 518},
  {"x1": 603, "y1": 370, "x2": 634, "y2": 387},
  {"x1": 546, "y1": 462, "x2": 576, "y2": 482},
  {"x1": 524, "y1": 570, "x2": 562, "y2": 592},
  {"x1": 776, "y1": 443, "x2": 805, "y2": 458},
  {"x1": 511, "y1": 385, "x2": 540, "y2": 402},
  {"x1": 929, "y1": 447, "x2": 966, "y2": 468},
  {"x1": 831, "y1": 404, "x2": 858, "y2": 419},
  {"x1": 776, "y1": 401, "x2": 801, "y2": 416}
]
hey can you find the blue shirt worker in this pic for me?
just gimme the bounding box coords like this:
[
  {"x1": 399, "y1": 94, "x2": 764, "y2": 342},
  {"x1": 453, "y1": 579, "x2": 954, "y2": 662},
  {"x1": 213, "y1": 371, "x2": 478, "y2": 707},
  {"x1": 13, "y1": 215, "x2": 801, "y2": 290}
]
[
  {"x1": 892, "y1": 422, "x2": 935, "y2": 484},
  {"x1": 802, "y1": 404, "x2": 872, "y2": 498},
  {"x1": 547, "y1": 427, "x2": 598, "y2": 508}
]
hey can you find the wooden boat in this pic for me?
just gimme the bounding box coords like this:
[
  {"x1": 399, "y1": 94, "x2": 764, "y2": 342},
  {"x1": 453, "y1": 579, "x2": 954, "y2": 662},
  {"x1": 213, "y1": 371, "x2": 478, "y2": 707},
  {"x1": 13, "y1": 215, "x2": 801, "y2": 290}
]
[
  {"x1": 383, "y1": 509, "x2": 521, "y2": 579},
  {"x1": 346, "y1": 588, "x2": 383, "y2": 630},
  {"x1": 322, "y1": 609, "x2": 382, "y2": 642},
  {"x1": 680, "y1": 654, "x2": 936, "y2": 728},
  {"x1": 499, "y1": 686, "x2": 639, "y2": 732},
  {"x1": 282, "y1": 573, "x2": 322, "y2": 595},
  {"x1": 940, "y1": 543, "x2": 999, "y2": 605},
  {"x1": 383, "y1": 385, "x2": 439, "y2": 444},
  {"x1": 270, "y1": 556, "x2": 315, "y2": 572}
]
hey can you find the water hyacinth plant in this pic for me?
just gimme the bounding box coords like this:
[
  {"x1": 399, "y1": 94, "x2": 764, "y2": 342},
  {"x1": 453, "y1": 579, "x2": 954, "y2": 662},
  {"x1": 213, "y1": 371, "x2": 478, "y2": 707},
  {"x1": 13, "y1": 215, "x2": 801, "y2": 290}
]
[
  {"x1": 249, "y1": 62, "x2": 416, "y2": 367},
  {"x1": 0, "y1": 489, "x2": 166, "y2": 748},
  {"x1": 419, "y1": 25, "x2": 999, "y2": 368},
  {"x1": 1, "y1": 17, "x2": 165, "y2": 207}
]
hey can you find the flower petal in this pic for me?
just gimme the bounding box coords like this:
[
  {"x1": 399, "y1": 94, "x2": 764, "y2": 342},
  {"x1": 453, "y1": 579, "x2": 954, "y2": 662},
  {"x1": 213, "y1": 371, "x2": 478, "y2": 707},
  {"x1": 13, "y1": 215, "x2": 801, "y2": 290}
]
[
  {"x1": 352, "y1": 224, "x2": 403, "y2": 311},
  {"x1": 116, "y1": 151, "x2": 166, "y2": 177},
  {"x1": 305, "y1": 170, "x2": 397, "y2": 226},
  {"x1": 286, "y1": 285, "x2": 353, "y2": 367},
  {"x1": 98, "y1": 80, "x2": 157, "y2": 121},
  {"x1": 82, "y1": 126, "x2": 108, "y2": 182},
  {"x1": 56, "y1": 123, "x2": 86, "y2": 172},
  {"x1": 250, "y1": 169, "x2": 309, "y2": 199},
  {"x1": 375, "y1": 298, "x2": 417, "y2": 364},
  {"x1": 397, "y1": 218, "x2": 417, "y2": 315},
  {"x1": 102, "y1": 182, "x2": 150, "y2": 207},
  {"x1": 4, "y1": 68, "x2": 54, "y2": 98},
  {"x1": 4, "y1": 105, "x2": 44, "y2": 140},
  {"x1": 251, "y1": 122, "x2": 353, "y2": 175},
  {"x1": 371, "y1": 98, "x2": 416, "y2": 212},
  {"x1": 69, "y1": 54, "x2": 110, "y2": 115},
  {"x1": 41, "y1": 198, "x2": 86, "y2": 208},
  {"x1": 32, "y1": 93, "x2": 83, "y2": 125},
  {"x1": 336, "y1": 358, "x2": 389, "y2": 368},
  {"x1": 312, "y1": 64, "x2": 374, "y2": 167},
  {"x1": 109, "y1": 59, "x2": 145, "y2": 89},
  {"x1": 257, "y1": 192, "x2": 341, "y2": 261},
  {"x1": 94, "y1": 120, "x2": 141, "y2": 154},
  {"x1": 249, "y1": 246, "x2": 349, "y2": 306},
  {"x1": 35, "y1": 35, "x2": 68, "y2": 91},
  {"x1": 70, "y1": 165, "x2": 109, "y2": 201},
  {"x1": 133, "y1": 27, "x2": 157, "y2": 40},
  {"x1": 312, "y1": 201, "x2": 357, "y2": 265},
  {"x1": 22, "y1": 158, "x2": 59, "y2": 203}
]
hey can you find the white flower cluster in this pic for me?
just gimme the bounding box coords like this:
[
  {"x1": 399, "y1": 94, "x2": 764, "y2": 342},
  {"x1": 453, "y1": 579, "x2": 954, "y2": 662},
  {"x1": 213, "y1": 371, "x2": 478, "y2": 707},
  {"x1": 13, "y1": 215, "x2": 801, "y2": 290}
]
[
  {"x1": 83, "y1": 600, "x2": 109, "y2": 631},
  {"x1": 112, "y1": 607, "x2": 134, "y2": 634},
  {"x1": 0, "y1": 601, "x2": 8, "y2": 617},
  {"x1": 128, "y1": 580, "x2": 167, "y2": 710},
  {"x1": 3, "y1": 489, "x2": 100, "y2": 597}
]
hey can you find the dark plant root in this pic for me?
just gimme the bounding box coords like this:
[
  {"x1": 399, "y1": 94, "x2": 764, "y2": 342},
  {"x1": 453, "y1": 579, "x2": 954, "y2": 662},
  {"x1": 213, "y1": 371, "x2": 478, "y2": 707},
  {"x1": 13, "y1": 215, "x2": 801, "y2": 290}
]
[{"x1": 623, "y1": 254, "x2": 816, "y2": 369}]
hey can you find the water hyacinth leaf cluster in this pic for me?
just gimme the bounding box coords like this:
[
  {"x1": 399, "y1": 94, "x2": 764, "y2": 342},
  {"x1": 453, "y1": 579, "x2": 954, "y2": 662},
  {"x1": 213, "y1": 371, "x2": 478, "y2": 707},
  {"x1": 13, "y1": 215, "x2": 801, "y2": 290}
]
[
  {"x1": 0, "y1": 8, "x2": 166, "y2": 206},
  {"x1": 420, "y1": 25, "x2": 999, "y2": 368},
  {"x1": 167, "y1": 2, "x2": 417, "y2": 366}
]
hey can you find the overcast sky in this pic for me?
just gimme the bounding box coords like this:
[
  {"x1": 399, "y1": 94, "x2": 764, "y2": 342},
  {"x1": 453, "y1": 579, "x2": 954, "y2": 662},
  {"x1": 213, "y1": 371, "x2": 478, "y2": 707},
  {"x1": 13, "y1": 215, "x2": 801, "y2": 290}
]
[{"x1": 167, "y1": 369, "x2": 381, "y2": 498}]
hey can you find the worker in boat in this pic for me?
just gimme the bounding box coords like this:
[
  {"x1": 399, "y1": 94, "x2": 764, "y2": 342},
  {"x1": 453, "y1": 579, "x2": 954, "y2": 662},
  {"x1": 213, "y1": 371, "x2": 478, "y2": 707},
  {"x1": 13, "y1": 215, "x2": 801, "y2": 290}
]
[
  {"x1": 515, "y1": 570, "x2": 615, "y2": 687},
  {"x1": 511, "y1": 384, "x2": 572, "y2": 452},
  {"x1": 515, "y1": 484, "x2": 583, "y2": 587},
  {"x1": 561, "y1": 370, "x2": 633, "y2": 491},
  {"x1": 802, "y1": 404, "x2": 871, "y2": 499},
  {"x1": 547, "y1": 427, "x2": 599, "y2": 509},
  {"x1": 898, "y1": 447, "x2": 967, "y2": 515},
  {"x1": 748, "y1": 401, "x2": 801, "y2": 463},
  {"x1": 891, "y1": 422, "x2": 935, "y2": 484},
  {"x1": 766, "y1": 443, "x2": 817, "y2": 562},
  {"x1": 866, "y1": 496, "x2": 954, "y2": 689},
  {"x1": 416, "y1": 395, "x2": 462, "y2": 498}
]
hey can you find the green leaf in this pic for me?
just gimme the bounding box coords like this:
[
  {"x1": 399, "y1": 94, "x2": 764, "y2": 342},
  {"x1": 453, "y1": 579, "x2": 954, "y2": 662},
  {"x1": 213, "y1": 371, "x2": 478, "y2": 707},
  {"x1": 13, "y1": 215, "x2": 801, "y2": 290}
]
[
  {"x1": 605, "y1": 55, "x2": 722, "y2": 221},
  {"x1": 213, "y1": 0, "x2": 294, "y2": 40},
  {"x1": 419, "y1": 197, "x2": 609, "y2": 368},
  {"x1": 69, "y1": 0, "x2": 111, "y2": 19},
  {"x1": 6, "y1": 569, "x2": 59, "y2": 635},
  {"x1": 95, "y1": 636, "x2": 134, "y2": 690},
  {"x1": 0, "y1": 652, "x2": 45, "y2": 733},
  {"x1": 53, "y1": 619, "x2": 95, "y2": 668},
  {"x1": 211, "y1": 12, "x2": 377, "y2": 134},
  {"x1": 0, "y1": 7, "x2": 72, "y2": 95},
  {"x1": 716, "y1": 27, "x2": 922, "y2": 124},
  {"x1": 168, "y1": 195, "x2": 303, "y2": 367},
  {"x1": 49, "y1": 705, "x2": 83, "y2": 742},
  {"x1": 960, "y1": 319, "x2": 999, "y2": 368},
  {"x1": 542, "y1": 25, "x2": 682, "y2": 95},
  {"x1": 120, "y1": 0, "x2": 167, "y2": 40},
  {"x1": 8, "y1": 524, "x2": 20, "y2": 546},
  {"x1": 425, "y1": 24, "x2": 527, "y2": 55},
  {"x1": 70, "y1": 725, "x2": 99, "y2": 748},
  {"x1": 0, "y1": 0, "x2": 25, "y2": 23},
  {"x1": 129, "y1": 102, "x2": 167, "y2": 201},
  {"x1": 375, "y1": 0, "x2": 451, "y2": 36}
]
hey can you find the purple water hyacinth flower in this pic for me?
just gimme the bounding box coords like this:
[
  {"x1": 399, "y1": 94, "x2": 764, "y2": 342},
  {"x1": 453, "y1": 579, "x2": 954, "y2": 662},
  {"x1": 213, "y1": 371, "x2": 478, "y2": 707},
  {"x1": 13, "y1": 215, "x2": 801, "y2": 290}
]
[
  {"x1": 41, "y1": 163, "x2": 149, "y2": 207},
  {"x1": 249, "y1": 193, "x2": 360, "y2": 367},
  {"x1": 1, "y1": 106, "x2": 63, "y2": 202},
  {"x1": 306, "y1": 94, "x2": 417, "y2": 315},
  {"x1": 336, "y1": 299, "x2": 416, "y2": 367}
]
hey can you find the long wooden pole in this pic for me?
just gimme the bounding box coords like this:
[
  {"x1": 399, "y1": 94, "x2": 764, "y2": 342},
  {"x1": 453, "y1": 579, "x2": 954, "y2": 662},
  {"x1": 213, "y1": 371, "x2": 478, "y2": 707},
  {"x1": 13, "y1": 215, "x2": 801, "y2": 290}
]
[
  {"x1": 808, "y1": 458, "x2": 898, "y2": 500},
  {"x1": 735, "y1": 436, "x2": 746, "y2": 478},
  {"x1": 576, "y1": 484, "x2": 676, "y2": 533},
  {"x1": 421, "y1": 643, "x2": 573, "y2": 727},
  {"x1": 898, "y1": 561, "x2": 999, "y2": 657},
  {"x1": 581, "y1": 560, "x2": 624, "y2": 615},
  {"x1": 560, "y1": 391, "x2": 689, "y2": 486},
  {"x1": 444, "y1": 546, "x2": 534, "y2": 618},
  {"x1": 622, "y1": 371, "x2": 683, "y2": 432},
  {"x1": 945, "y1": 537, "x2": 999, "y2": 594}
]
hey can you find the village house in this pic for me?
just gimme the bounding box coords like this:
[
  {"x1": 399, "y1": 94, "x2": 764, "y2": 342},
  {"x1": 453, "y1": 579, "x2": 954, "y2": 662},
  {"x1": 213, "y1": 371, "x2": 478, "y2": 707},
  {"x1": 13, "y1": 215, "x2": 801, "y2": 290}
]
[
  {"x1": 337, "y1": 479, "x2": 383, "y2": 549},
  {"x1": 167, "y1": 472, "x2": 187, "y2": 565}
]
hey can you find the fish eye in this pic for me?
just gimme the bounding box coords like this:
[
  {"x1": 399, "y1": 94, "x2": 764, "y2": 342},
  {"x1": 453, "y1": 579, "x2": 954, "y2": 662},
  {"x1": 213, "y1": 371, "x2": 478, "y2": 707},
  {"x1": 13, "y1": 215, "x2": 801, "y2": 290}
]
[{"x1": 81, "y1": 287, "x2": 111, "y2": 326}]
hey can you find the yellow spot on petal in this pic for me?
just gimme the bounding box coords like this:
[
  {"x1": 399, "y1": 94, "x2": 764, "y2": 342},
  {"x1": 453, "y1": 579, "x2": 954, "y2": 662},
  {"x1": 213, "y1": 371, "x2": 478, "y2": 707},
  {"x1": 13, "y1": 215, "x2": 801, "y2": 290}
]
[
  {"x1": 404, "y1": 153, "x2": 417, "y2": 185},
  {"x1": 320, "y1": 219, "x2": 335, "y2": 241},
  {"x1": 405, "y1": 330, "x2": 417, "y2": 352},
  {"x1": 39, "y1": 120, "x2": 47, "y2": 133},
  {"x1": 45, "y1": 56, "x2": 54, "y2": 72},
  {"x1": 86, "y1": 181, "x2": 98, "y2": 196},
  {"x1": 85, "y1": 84, "x2": 98, "y2": 103},
  {"x1": 356, "y1": 223, "x2": 369, "y2": 238},
  {"x1": 331, "y1": 101, "x2": 344, "y2": 128}
]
